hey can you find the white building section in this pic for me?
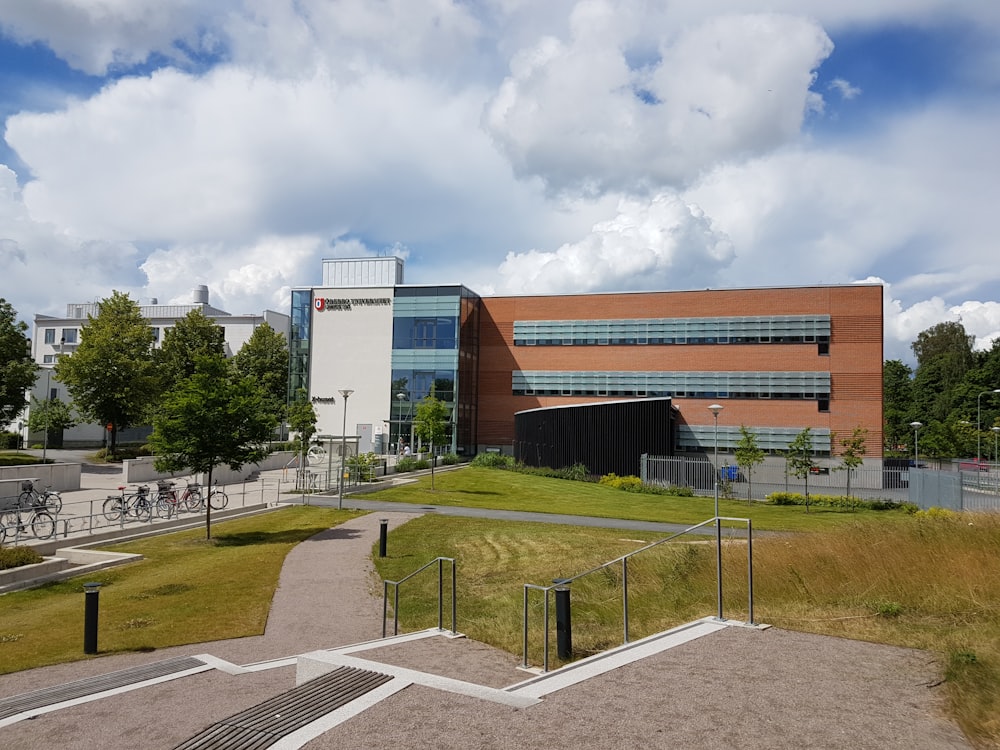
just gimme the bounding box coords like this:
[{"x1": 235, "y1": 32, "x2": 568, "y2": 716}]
[{"x1": 25, "y1": 287, "x2": 290, "y2": 449}]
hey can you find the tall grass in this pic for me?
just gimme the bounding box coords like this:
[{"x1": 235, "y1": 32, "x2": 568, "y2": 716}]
[{"x1": 373, "y1": 512, "x2": 1000, "y2": 748}]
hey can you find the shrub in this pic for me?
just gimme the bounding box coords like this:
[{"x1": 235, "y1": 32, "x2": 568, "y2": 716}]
[
  {"x1": 766, "y1": 492, "x2": 916, "y2": 512},
  {"x1": 471, "y1": 453, "x2": 518, "y2": 469},
  {"x1": 599, "y1": 473, "x2": 645, "y2": 492},
  {"x1": 0, "y1": 546, "x2": 44, "y2": 570},
  {"x1": 395, "y1": 457, "x2": 419, "y2": 473},
  {"x1": 0, "y1": 432, "x2": 19, "y2": 450},
  {"x1": 440, "y1": 453, "x2": 461, "y2": 465}
]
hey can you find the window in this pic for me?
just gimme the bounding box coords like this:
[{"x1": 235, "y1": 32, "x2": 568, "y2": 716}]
[
  {"x1": 44, "y1": 329, "x2": 55, "y2": 344},
  {"x1": 42, "y1": 355, "x2": 55, "y2": 364},
  {"x1": 818, "y1": 399, "x2": 830, "y2": 413},
  {"x1": 151, "y1": 327, "x2": 160, "y2": 342},
  {"x1": 818, "y1": 341, "x2": 830, "y2": 356},
  {"x1": 61, "y1": 328, "x2": 78, "y2": 344}
]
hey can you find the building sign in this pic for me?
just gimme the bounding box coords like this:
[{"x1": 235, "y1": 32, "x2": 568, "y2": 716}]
[{"x1": 314, "y1": 297, "x2": 391, "y2": 312}]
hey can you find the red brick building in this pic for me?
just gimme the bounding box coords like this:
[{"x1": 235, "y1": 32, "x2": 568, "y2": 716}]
[{"x1": 476, "y1": 284, "x2": 883, "y2": 459}]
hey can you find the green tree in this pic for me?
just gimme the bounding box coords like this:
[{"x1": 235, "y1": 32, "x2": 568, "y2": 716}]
[
  {"x1": 911, "y1": 322, "x2": 975, "y2": 424},
  {"x1": 0, "y1": 298, "x2": 35, "y2": 427},
  {"x1": 882, "y1": 359, "x2": 913, "y2": 455},
  {"x1": 231, "y1": 322, "x2": 289, "y2": 426},
  {"x1": 785, "y1": 428, "x2": 816, "y2": 512},
  {"x1": 150, "y1": 355, "x2": 277, "y2": 539},
  {"x1": 838, "y1": 426, "x2": 867, "y2": 499},
  {"x1": 154, "y1": 308, "x2": 225, "y2": 393},
  {"x1": 734, "y1": 426, "x2": 765, "y2": 505},
  {"x1": 27, "y1": 395, "x2": 76, "y2": 440},
  {"x1": 287, "y1": 388, "x2": 318, "y2": 471},
  {"x1": 414, "y1": 392, "x2": 450, "y2": 489},
  {"x1": 55, "y1": 291, "x2": 157, "y2": 458}
]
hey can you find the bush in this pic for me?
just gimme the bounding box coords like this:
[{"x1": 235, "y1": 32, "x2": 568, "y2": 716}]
[
  {"x1": 0, "y1": 546, "x2": 44, "y2": 570},
  {"x1": 471, "y1": 453, "x2": 518, "y2": 469},
  {"x1": 766, "y1": 492, "x2": 916, "y2": 512},
  {"x1": 0, "y1": 454, "x2": 49, "y2": 467},
  {"x1": 440, "y1": 453, "x2": 461, "y2": 465},
  {"x1": 599, "y1": 473, "x2": 645, "y2": 492},
  {"x1": 394, "y1": 457, "x2": 419, "y2": 473},
  {"x1": 0, "y1": 432, "x2": 20, "y2": 450}
]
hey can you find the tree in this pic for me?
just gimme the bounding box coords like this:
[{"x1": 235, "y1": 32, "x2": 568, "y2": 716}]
[
  {"x1": 785, "y1": 428, "x2": 816, "y2": 512},
  {"x1": 882, "y1": 359, "x2": 913, "y2": 455},
  {"x1": 0, "y1": 298, "x2": 35, "y2": 427},
  {"x1": 231, "y1": 322, "x2": 289, "y2": 426},
  {"x1": 838, "y1": 426, "x2": 867, "y2": 499},
  {"x1": 27, "y1": 395, "x2": 76, "y2": 439},
  {"x1": 413, "y1": 392, "x2": 450, "y2": 489},
  {"x1": 734, "y1": 426, "x2": 765, "y2": 505},
  {"x1": 287, "y1": 388, "x2": 318, "y2": 471},
  {"x1": 56, "y1": 291, "x2": 157, "y2": 458},
  {"x1": 912, "y1": 321, "x2": 975, "y2": 370},
  {"x1": 150, "y1": 355, "x2": 277, "y2": 539},
  {"x1": 154, "y1": 308, "x2": 225, "y2": 393}
]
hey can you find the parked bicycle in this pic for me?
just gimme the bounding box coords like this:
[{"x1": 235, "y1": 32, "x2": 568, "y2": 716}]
[
  {"x1": 0, "y1": 505, "x2": 55, "y2": 542},
  {"x1": 102, "y1": 485, "x2": 154, "y2": 523},
  {"x1": 154, "y1": 480, "x2": 188, "y2": 518},
  {"x1": 180, "y1": 480, "x2": 228, "y2": 511},
  {"x1": 16, "y1": 480, "x2": 62, "y2": 515}
]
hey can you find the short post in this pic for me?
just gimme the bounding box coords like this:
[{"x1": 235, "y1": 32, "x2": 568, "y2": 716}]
[
  {"x1": 555, "y1": 585, "x2": 572, "y2": 660},
  {"x1": 83, "y1": 582, "x2": 102, "y2": 654},
  {"x1": 379, "y1": 518, "x2": 388, "y2": 558}
]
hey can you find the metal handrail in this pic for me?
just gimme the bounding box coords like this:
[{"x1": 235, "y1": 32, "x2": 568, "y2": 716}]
[
  {"x1": 382, "y1": 556, "x2": 457, "y2": 638},
  {"x1": 522, "y1": 516, "x2": 754, "y2": 672}
]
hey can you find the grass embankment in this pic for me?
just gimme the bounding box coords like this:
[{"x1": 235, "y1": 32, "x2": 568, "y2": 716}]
[
  {"x1": 372, "y1": 511, "x2": 1000, "y2": 748},
  {"x1": 365, "y1": 466, "x2": 912, "y2": 532},
  {"x1": 0, "y1": 506, "x2": 359, "y2": 674}
]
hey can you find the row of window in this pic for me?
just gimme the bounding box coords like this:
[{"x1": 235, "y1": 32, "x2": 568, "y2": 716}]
[
  {"x1": 676, "y1": 426, "x2": 832, "y2": 452},
  {"x1": 392, "y1": 316, "x2": 459, "y2": 350},
  {"x1": 43, "y1": 326, "x2": 166, "y2": 345},
  {"x1": 513, "y1": 315, "x2": 831, "y2": 347}
]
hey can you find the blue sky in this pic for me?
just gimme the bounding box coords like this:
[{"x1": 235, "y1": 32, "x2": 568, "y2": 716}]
[{"x1": 1, "y1": 1, "x2": 998, "y2": 364}]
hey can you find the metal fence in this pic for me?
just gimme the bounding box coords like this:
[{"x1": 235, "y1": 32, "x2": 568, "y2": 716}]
[{"x1": 640, "y1": 454, "x2": 1000, "y2": 511}]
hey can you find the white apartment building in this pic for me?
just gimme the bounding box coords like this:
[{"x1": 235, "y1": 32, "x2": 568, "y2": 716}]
[{"x1": 25, "y1": 286, "x2": 290, "y2": 448}]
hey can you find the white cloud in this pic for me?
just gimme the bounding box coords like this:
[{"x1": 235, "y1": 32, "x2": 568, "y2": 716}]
[
  {"x1": 829, "y1": 77, "x2": 861, "y2": 100},
  {"x1": 483, "y1": 11, "x2": 832, "y2": 192},
  {"x1": 495, "y1": 193, "x2": 734, "y2": 293}
]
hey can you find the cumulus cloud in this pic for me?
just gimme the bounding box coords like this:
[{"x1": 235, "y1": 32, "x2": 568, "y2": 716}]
[
  {"x1": 495, "y1": 192, "x2": 734, "y2": 293},
  {"x1": 829, "y1": 77, "x2": 861, "y2": 99},
  {"x1": 483, "y1": 10, "x2": 832, "y2": 192}
]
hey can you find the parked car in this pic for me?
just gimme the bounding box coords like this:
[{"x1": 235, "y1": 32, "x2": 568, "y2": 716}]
[{"x1": 958, "y1": 458, "x2": 990, "y2": 472}]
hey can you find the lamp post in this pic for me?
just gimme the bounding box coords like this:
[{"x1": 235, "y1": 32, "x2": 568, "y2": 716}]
[
  {"x1": 338, "y1": 389, "x2": 354, "y2": 510},
  {"x1": 976, "y1": 389, "x2": 1000, "y2": 463},
  {"x1": 992, "y1": 426, "x2": 1000, "y2": 464},
  {"x1": 396, "y1": 392, "x2": 405, "y2": 454},
  {"x1": 41, "y1": 366, "x2": 53, "y2": 463},
  {"x1": 707, "y1": 404, "x2": 723, "y2": 620},
  {"x1": 909, "y1": 421, "x2": 922, "y2": 470}
]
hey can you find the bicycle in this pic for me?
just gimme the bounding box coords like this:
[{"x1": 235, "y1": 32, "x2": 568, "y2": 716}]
[
  {"x1": 102, "y1": 485, "x2": 154, "y2": 523},
  {"x1": 154, "y1": 480, "x2": 187, "y2": 518},
  {"x1": 16, "y1": 480, "x2": 63, "y2": 515},
  {"x1": 208, "y1": 484, "x2": 229, "y2": 510},
  {"x1": 178, "y1": 480, "x2": 204, "y2": 512},
  {"x1": 0, "y1": 505, "x2": 55, "y2": 542}
]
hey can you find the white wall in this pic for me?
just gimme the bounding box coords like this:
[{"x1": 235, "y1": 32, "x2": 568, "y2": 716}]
[{"x1": 308, "y1": 288, "x2": 394, "y2": 450}]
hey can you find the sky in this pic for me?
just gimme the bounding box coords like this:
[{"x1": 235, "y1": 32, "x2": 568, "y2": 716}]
[{"x1": 1, "y1": 1, "x2": 999, "y2": 365}]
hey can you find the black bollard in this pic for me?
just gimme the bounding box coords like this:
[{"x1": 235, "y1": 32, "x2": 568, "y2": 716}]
[
  {"x1": 83, "y1": 582, "x2": 101, "y2": 654},
  {"x1": 379, "y1": 518, "x2": 388, "y2": 558},
  {"x1": 555, "y1": 586, "x2": 572, "y2": 660}
]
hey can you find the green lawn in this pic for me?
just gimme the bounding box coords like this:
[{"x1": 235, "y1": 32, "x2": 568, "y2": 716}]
[
  {"x1": 0, "y1": 506, "x2": 359, "y2": 674},
  {"x1": 365, "y1": 466, "x2": 913, "y2": 532}
]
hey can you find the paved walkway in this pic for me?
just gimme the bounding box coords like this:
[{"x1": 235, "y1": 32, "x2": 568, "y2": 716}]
[{"x1": 0, "y1": 458, "x2": 975, "y2": 749}]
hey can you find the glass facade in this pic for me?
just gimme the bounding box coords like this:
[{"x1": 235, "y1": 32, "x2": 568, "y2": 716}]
[
  {"x1": 511, "y1": 370, "x2": 831, "y2": 401},
  {"x1": 390, "y1": 286, "x2": 480, "y2": 455},
  {"x1": 513, "y1": 315, "x2": 831, "y2": 346},
  {"x1": 288, "y1": 289, "x2": 312, "y2": 402}
]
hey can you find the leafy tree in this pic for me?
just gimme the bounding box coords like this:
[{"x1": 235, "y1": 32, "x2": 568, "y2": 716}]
[
  {"x1": 154, "y1": 308, "x2": 225, "y2": 393},
  {"x1": 912, "y1": 321, "x2": 975, "y2": 370},
  {"x1": 0, "y1": 298, "x2": 35, "y2": 427},
  {"x1": 150, "y1": 354, "x2": 277, "y2": 539},
  {"x1": 414, "y1": 392, "x2": 450, "y2": 489},
  {"x1": 837, "y1": 426, "x2": 867, "y2": 498},
  {"x1": 287, "y1": 388, "x2": 318, "y2": 470},
  {"x1": 785, "y1": 428, "x2": 816, "y2": 512},
  {"x1": 231, "y1": 322, "x2": 289, "y2": 425},
  {"x1": 56, "y1": 291, "x2": 157, "y2": 458},
  {"x1": 27, "y1": 396, "x2": 76, "y2": 439},
  {"x1": 734, "y1": 426, "x2": 764, "y2": 505},
  {"x1": 882, "y1": 359, "x2": 913, "y2": 455}
]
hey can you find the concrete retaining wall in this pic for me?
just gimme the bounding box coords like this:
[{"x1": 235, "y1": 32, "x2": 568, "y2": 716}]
[
  {"x1": 124, "y1": 452, "x2": 298, "y2": 485},
  {"x1": 0, "y1": 463, "x2": 82, "y2": 495}
]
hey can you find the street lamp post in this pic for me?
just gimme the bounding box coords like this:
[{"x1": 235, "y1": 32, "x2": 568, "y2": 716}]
[
  {"x1": 976, "y1": 389, "x2": 1000, "y2": 463},
  {"x1": 992, "y1": 426, "x2": 1000, "y2": 464},
  {"x1": 41, "y1": 367, "x2": 53, "y2": 463},
  {"x1": 396, "y1": 392, "x2": 405, "y2": 454},
  {"x1": 338, "y1": 389, "x2": 354, "y2": 510},
  {"x1": 910, "y1": 421, "x2": 923, "y2": 470},
  {"x1": 708, "y1": 404, "x2": 723, "y2": 621}
]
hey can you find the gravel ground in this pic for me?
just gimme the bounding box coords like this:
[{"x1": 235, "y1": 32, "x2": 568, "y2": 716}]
[{"x1": 0, "y1": 511, "x2": 974, "y2": 749}]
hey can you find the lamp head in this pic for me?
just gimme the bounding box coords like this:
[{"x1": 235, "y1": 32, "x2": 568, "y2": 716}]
[
  {"x1": 910, "y1": 421, "x2": 923, "y2": 429},
  {"x1": 707, "y1": 403, "x2": 723, "y2": 416},
  {"x1": 338, "y1": 388, "x2": 354, "y2": 399}
]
